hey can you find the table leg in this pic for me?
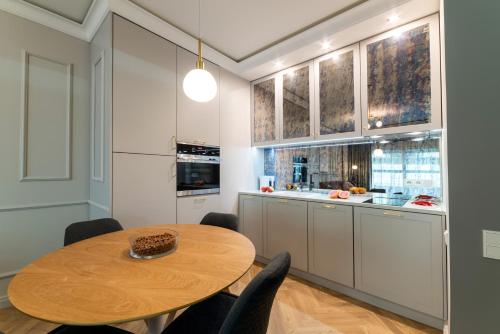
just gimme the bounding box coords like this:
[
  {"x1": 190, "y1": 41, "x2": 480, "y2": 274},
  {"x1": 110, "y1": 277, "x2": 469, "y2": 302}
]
[{"x1": 144, "y1": 311, "x2": 177, "y2": 334}]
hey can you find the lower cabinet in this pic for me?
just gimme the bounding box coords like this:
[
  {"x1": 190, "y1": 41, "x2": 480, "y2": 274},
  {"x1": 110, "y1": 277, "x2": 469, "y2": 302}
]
[
  {"x1": 263, "y1": 198, "x2": 308, "y2": 271},
  {"x1": 177, "y1": 195, "x2": 221, "y2": 225},
  {"x1": 308, "y1": 202, "x2": 354, "y2": 287},
  {"x1": 239, "y1": 195, "x2": 264, "y2": 256},
  {"x1": 354, "y1": 207, "x2": 445, "y2": 318},
  {"x1": 113, "y1": 153, "x2": 176, "y2": 228}
]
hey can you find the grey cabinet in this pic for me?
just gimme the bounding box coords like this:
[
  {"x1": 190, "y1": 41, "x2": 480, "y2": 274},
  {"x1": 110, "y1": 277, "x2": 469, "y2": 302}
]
[
  {"x1": 112, "y1": 15, "x2": 177, "y2": 155},
  {"x1": 263, "y1": 198, "x2": 308, "y2": 271},
  {"x1": 308, "y1": 202, "x2": 354, "y2": 287},
  {"x1": 239, "y1": 195, "x2": 264, "y2": 256},
  {"x1": 177, "y1": 47, "x2": 220, "y2": 146},
  {"x1": 354, "y1": 207, "x2": 445, "y2": 318}
]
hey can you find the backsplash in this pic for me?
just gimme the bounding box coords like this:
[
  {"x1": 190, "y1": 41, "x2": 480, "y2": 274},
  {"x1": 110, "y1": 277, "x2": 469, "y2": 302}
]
[{"x1": 263, "y1": 138, "x2": 442, "y2": 197}]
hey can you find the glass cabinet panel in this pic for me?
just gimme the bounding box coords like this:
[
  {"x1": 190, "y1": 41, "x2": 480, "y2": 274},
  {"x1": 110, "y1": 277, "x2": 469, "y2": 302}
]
[
  {"x1": 362, "y1": 17, "x2": 442, "y2": 133},
  {"x1": 318, "y1": 50, "x2": 356, "y2": 135},
  {"x1": 282, "y1": 64, "x2": 312, "y2": 140},
  {"x1": 253, "y1": 77, "x2": 276, "y2": 143}
]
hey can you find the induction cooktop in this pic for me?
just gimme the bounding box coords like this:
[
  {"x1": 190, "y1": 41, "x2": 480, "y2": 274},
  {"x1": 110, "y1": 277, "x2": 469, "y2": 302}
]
[{"x1": 363, "y1": 195, "x2": 410, "y2": 207}]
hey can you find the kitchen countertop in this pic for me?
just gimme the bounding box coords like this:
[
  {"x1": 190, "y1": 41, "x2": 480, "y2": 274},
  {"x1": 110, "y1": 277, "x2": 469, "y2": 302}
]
[{"x1": 239, "y1": 190, "x2": 446, "y2": 216}]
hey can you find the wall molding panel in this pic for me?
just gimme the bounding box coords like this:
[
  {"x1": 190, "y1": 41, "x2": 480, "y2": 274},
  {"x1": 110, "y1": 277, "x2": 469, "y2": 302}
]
[
  {"x1": 0, "y1": 200, "x2": 88, "y2": 213},
  {"x1": 91, "y1": 50, "x2": 105, "y2": 182},
  {"x1": 88, "y1": 200, "x2": 110, "y2": 213},
  {"x1": 20, "y1": 50, "x2": 73, "y2": 181}
]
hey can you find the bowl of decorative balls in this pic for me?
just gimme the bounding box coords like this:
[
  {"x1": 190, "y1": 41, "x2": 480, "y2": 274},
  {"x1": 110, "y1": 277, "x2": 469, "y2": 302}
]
[{"x1": 129, "y1": 230, "x2": 179, "y2": 259}]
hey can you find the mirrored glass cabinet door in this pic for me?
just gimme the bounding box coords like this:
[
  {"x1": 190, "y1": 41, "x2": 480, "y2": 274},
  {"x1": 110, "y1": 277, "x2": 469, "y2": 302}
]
[
  {"x1": 252, "y1": 75, "x2": 279, "y2": 145},
  {"x1": 314, "y1": 44, "x2": 361, "y2": 140}
]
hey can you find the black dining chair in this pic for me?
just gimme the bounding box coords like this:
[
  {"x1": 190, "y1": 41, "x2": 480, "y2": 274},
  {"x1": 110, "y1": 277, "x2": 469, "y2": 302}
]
[
  {"x1": 47, "y1": 218, "x2": 126, "y2": 334},
  {"x1": 200, "y1": 212, "x2": 239, "y2": 232},
  {"x1": 64, "y1": 218, "x2": 123, "y2": 246},
  {"x1": 161, "y1": 252, "x2": 291, "y2": 334}
]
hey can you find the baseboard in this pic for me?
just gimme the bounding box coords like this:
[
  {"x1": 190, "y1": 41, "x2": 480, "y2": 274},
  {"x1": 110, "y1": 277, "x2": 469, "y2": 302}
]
[{"x1": 255, "y1": 256, "x2": 444, "y2": 330}]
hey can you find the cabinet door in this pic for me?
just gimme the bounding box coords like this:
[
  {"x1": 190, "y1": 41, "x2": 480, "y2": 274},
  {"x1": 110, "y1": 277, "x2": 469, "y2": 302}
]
[
  {"x1": 314, "y1": 44, "x2": 361, "y2": 140},
  {"x1": 177, "y1": 195, "x2": 221, "y2": 225},
  {"x1": 112, "y1": 153, "x2": 176, "y2": 228},
  {"x1": 177, "y1": 47, "x2": 220, "y2": 146},
  {"x1": 263, "y1": 198, "x2": 308, "y2": 271},
  {"x1": 308, "y1": 202, "x2": 354, "y2": 287},
  {"x1": 354, "y1": 207, "x2": 445, "y2": 318},
  {"x1": 239, "y1": 195, "x2": 264, "y2": 256},
  {"x1": 280, "y1": 62, "x2": 314, "y2": 143},
  {"x1": 251, "y1": 75, "x2": 279, "y2": 146},
  {"x1": 112, "y1": 15, "x2": 177, "y2": 155},
  {"x1": 360, "y1": 14, "x2": 441, "y2": 136}
]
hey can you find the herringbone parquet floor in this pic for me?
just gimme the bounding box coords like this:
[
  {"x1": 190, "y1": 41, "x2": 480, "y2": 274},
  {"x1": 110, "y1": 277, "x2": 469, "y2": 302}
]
[{"x1": 0, "y1": 263, "x2": 441, "y2": 334}]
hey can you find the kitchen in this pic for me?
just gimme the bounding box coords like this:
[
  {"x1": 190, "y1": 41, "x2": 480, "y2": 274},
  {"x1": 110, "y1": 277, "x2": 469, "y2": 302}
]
[{"x1": 0, "y1": 0, "x2": 498, "y2": 334}]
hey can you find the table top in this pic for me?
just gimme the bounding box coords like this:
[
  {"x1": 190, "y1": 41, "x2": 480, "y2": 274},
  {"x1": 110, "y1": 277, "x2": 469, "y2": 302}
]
[{"x1": 8, "y1": 224, "x2": 255, "y2": 325}]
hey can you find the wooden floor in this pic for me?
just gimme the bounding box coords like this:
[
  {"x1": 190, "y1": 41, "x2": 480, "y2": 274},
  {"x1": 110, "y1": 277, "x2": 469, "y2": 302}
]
[{"x1": 0, "y1": 263, "x2": 441, "y2": 334}]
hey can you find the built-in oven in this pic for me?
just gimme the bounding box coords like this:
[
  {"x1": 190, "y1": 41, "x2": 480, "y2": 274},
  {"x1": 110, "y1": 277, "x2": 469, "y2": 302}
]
[{"x1": 176, "y1": 143, "x2": 220, "y2": 197}]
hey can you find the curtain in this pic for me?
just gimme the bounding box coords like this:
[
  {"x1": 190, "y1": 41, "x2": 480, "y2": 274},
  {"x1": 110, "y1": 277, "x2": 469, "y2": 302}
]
[
  {"x1": 371, "y1": 138, "x2": 441, "y2": 197},
  {"x1": 347, "y1": 144, "x2": 372, "y2": 188}
]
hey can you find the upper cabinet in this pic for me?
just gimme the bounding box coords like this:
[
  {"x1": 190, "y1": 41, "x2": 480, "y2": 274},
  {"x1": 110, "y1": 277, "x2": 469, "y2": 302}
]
[
  {"x1": 250, "y1": 14, "x2": 442, "y2": 146},
  {"x1": 281, "y1": 62, "x2": 314, "y2": 143},
  {"x1": 177, "y1": 47, "x2": 220, "y2": 146},
  {"x1": 252, "y1": 75, "x2": 279, "y2": 145},
  {"x1": 112, "y1": 15, "x2": 177, "y2": 155},
  {"x1": 360, "y1": 14, "x2": 441, "y2": 135},
  {"x1": 314, "y1": 45, "x2": 361, "y2": 140}
]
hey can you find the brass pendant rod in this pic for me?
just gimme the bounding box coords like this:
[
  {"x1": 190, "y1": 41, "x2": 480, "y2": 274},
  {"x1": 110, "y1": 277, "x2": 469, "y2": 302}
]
[{"x1": 196, "y1": 38, "x2": 204, "y2": 69}]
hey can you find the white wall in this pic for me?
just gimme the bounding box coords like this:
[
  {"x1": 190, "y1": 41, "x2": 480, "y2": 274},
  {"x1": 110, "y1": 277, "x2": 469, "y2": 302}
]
[
  {"x1": 219, "y1": 69, "x2": 263, "y2": 215},
  {"x1": 0, "y1": 10, "x2": 90, "y2": 307}
]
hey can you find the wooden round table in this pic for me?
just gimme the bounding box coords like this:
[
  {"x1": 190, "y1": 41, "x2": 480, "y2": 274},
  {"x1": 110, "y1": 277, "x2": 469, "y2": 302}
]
[{"x1": 8, "y1": 224, "x2": 255, "y2": 333}]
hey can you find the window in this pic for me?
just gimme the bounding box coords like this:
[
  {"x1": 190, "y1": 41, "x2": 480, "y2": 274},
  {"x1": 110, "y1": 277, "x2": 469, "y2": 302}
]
[{"x1": 371, "y1": 139, "x2": 441, "y2": 197}]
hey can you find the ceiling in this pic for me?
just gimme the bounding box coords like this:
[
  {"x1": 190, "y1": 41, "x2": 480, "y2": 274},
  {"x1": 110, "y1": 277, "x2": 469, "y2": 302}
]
[
  {"x1": 130, "y1": 0, "x2": 365, "y2": 62},
  {"x1": 23, "y1": 0, "x2": 94, "y2": 24}
]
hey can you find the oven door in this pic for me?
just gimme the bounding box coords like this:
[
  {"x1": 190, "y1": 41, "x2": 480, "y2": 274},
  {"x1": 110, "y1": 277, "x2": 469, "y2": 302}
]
[{"x1": 177, "y1": 158, "x2": 220, "y2": 196}]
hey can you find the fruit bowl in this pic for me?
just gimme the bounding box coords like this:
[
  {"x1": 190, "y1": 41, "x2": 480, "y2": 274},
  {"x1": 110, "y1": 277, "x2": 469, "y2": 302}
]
[{"x1": 128, "y1": 229, "x2": 179, "y2": 259}]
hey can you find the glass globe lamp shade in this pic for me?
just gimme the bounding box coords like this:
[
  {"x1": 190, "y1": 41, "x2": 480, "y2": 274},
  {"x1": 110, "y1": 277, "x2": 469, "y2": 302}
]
[{"x1": 183, "y1": 68, "x2": 217, "y2": 103}]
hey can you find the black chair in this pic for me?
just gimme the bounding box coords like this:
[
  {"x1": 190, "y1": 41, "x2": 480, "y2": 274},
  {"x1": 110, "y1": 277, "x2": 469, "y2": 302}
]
[
  {"x1": 64, "y1": 218, "x2": 123, "y2": 246},
  {"x1": 200, "y1": 212, "x2": 239, "y2": 232},
  {"x1": 162, "y1": 252, "x2": 291, "y2": 334},
  {"x1": 48, "y1": 219, "x2": 125, "y2": 334}
]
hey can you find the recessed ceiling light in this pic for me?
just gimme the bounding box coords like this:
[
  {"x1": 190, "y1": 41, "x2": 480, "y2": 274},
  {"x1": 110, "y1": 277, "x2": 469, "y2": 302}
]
[
  {"x1": 375, "y1": 120, "x2": 383, "y2": 128},
  {"x1": 322, "y1": 41, "x2": 331, "y2": 50},
  {"x1": 388, "y1": 14, "x2": 400, "y2": 23}
]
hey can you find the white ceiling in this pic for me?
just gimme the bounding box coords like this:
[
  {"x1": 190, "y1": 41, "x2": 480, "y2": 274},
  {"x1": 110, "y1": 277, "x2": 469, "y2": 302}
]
[
  {"x1": 130, "y1": 0, "x2": 364, "y2": 61},
  {"x1": 23, "y1": 0, "x2": 94, "y2": 24}
]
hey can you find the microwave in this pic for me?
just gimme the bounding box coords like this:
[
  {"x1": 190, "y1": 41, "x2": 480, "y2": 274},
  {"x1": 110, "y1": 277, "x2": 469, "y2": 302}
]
[{"x1": 176, "y1": 143, "x2": 220, "y2": 197}]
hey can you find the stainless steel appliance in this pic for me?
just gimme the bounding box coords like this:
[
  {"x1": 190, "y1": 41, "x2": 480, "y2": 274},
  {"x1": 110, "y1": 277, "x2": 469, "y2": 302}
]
[{"x1": 177, "y1": 143, "x2": 220, "y2": 197}]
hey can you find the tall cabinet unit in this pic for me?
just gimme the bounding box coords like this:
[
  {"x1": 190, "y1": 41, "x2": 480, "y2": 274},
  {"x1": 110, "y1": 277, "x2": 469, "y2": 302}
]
[{"x1": 112, "y1": 15, "x2": 178, "y2": 228}]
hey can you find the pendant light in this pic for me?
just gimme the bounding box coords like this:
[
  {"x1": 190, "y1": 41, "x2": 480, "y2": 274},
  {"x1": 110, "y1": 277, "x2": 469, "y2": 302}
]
[{"x1": 183, "y1": 0, "x2": 217, "y2": 103}]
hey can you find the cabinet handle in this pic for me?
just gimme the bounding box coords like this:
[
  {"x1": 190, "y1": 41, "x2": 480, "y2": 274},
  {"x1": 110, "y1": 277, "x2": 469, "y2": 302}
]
[
  {"x1": 383, "y1": 211, "x2": 403, "y2": 217},
  {"x1": 194, "y1": 198, "x2": 207, "y2": 204},
  {"x1": 171, "y1": 136, "x2": 177, "y2": 151},
  {"x1": 278, "y1": 199, "x2": 288, "y2": 204},
  {"x1": 323, "y1": 204, "x2": 336, "y2": 209},
  {"x1": 171, "y1": 162, "x2": 176, "y2": 178}
]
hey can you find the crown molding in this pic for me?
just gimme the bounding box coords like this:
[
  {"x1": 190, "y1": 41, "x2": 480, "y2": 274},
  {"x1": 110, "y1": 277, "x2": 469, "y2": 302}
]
[{"x1": 0, "y1": 0, "x2": 439, "y2": 80}]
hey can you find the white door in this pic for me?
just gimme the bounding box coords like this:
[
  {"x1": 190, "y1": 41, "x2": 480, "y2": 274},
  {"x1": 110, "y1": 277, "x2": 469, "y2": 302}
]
[
  {"x1": 176, "y1": 47, "x2": 220, "y2": 146},
  {"x1": 112, "y1": 153, "x2": 176, "y2": 228},
  {"x1": 113, "y1": 15, "x2": 177, "y2": 155}
]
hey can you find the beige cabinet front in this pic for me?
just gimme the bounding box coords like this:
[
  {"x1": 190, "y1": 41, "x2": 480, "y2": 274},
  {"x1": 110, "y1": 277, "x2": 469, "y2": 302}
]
[
  {"x1": 308, "y1": 202, "x2": 354, "y2": 287},
  {"x1": 354, "y1": 207, "x2": 445, "y2": 318},
  {"x1": 112, "y1": 153, "x2": 176, "y2": 229},
  {"x1": 177, "y1": 47, "x2": 220, "y2": 146},
  {"x1": 112, "y1": 15, "x2": 177, "y2": 155},
  {"x1": 263, "y1": 198, "x2": 308, "y2": 271},
  {"x1": 177, "y1": 195, "x2": 221, "y2": 225}
]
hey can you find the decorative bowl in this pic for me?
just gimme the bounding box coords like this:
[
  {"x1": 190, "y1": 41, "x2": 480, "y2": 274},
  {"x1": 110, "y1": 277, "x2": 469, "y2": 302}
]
[{"x1": 128, "y1": 229, "x2": 179, "y2": 259}]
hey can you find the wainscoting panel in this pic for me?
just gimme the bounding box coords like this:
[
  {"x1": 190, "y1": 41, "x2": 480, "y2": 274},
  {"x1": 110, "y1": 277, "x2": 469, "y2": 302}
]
[
  {"x1": 91, "y1": 51, "x2": 105, "y2": 182},
  {"x1": 20, "y1": 50, "x2": 72, "y2": 181}
]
